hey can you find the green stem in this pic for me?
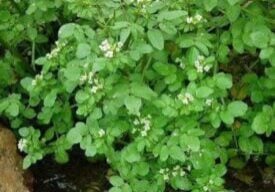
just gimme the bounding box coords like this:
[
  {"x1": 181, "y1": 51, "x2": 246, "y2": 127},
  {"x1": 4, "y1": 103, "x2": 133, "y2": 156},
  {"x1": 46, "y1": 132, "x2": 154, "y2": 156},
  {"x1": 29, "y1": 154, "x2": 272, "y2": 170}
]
[
  {"x1": 142, "y1": 56, "x2": 152, "y2": 80},
  {"x1": 31, "y1": 41, "x2": 36, "y2": 71}
]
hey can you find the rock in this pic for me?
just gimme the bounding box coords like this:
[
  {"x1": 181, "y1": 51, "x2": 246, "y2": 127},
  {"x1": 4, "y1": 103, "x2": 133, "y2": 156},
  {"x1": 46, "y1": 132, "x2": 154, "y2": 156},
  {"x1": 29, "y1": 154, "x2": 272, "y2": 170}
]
[{"x1": 0, "y1": 124, "x2": 32, "y2": 192}]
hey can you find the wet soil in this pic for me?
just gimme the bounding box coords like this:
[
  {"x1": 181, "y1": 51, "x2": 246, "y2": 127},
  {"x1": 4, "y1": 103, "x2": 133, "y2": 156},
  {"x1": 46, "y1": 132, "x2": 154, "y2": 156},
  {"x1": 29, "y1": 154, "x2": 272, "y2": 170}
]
[
  {"x1": 225, "y1": 161, "x2": 275, "y2": 192},
  {"x1": 31, "y1": 153, "x2": 109, "y2": 192}
]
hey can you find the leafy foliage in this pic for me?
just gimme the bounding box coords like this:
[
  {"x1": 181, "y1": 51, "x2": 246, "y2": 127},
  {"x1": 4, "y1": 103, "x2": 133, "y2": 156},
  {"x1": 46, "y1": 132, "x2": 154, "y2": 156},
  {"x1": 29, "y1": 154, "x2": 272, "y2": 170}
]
[{"x1": 0, "y1": 0, "x2": 275, "y2": 191}]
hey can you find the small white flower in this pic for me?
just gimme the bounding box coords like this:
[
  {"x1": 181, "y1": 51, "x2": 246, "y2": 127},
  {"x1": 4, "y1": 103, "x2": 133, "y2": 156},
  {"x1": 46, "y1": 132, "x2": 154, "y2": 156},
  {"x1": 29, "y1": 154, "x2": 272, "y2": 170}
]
[
  {"x1": 178, "y1": 92, "x2": 194, "y2": 105},
  {"x1": 180, "y1": 170, "x2": 186, "y2": 176},
  {"x1": 18, "y1": 139, "x2": 27, "y2": 152},
  {"x1": 206, "y1": 99, "x2": 213, "y2": 106},
  {"x1": 195, "y1": 14, "x2": 203, "y2": 22},
  {"x1": 91, "y1": 87, "x2": 98, "y2": 93},
  {"x1": 132, "y1": 128, "x2": 137, "y2": 134},
  {"x1": 141, "y1": 130, "x2": 147, "y2": 137},
  {"x1": 105, "y1": 50, "x2": 114, "y2": 58},
  {"x1": 174, "y1": 165, "x2": 180, "y2": 170},
  {"x1": 209, "y1": 179, "x2": 214, "y2": 184},
  {"x1": 163, "y1": 174, "x2": 169, "y2": 181},
  {"x1": 185, "y1": 93, "x2": 194, "y2": 102},
  {"x1": 99, "y1": 39, "x2": 111, "y2": 52},
  {"x1": 80, "y1": 74, "x2": 88, "y2": 83},
  {"x1": 198, "y1": 55, "x2": 205, "y2": 61},
  {"x1": 36, "y1": 74, "x2": 43, "y2": 80},
  {"x1": 172, "y1": 171, "x2": 178, "y2": 177},
  {"x1": 31, "y1": 79, "x2": 37, "y2": 86},
  {"x1": 159, "y1": 169, "x2": 165, "y2": 174},
  {"x1": 172, "y1": 132, "x2": 178, "y2": 137},
  {"x1": 98, "y1": 129, "x2": 105, "y2": 137},
  {"x1": 186, "y1": 17, "x2": 193, "y2": 24},
  {"x1": 203, "y1": 186, "x2": 208, "y2": 191},
  {"x1": 133, "y1": 119, "x2": 140, "y2": 125},
  {"x1": 180, "y1": 62, "x2": 185, "y2": 69},
  {"x1": 204, "y1": 65, "x2": 211, "y2": 72}
]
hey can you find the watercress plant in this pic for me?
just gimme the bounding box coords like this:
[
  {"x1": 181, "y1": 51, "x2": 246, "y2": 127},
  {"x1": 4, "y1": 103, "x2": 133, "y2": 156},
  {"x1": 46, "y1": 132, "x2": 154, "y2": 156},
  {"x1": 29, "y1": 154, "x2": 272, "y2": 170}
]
[{"x1": 0, "y1": 0, "x2": 275, "y2": 191}]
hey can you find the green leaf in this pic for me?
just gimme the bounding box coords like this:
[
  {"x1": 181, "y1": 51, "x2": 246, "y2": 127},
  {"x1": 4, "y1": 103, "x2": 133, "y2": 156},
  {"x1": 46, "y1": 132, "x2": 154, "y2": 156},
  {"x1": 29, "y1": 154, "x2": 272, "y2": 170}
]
[
  {"x1": 172, "y1": 177, "x2": 192, "y2": 190},
  {"x1": 250, "y1": 30, "x2": 270, "y2": 49},
  {"x1": 64, "y1": 65, "x2": 81, "y2": 82},
  {"x1": 6, "y1": 102, "x2": 19, "y2": 117},
  {"x1": 58, "y1": 23, "x2": 76, "y2": 38},
  {"x1": 67, "y1": 123, "x2": 86, "y2": 144},
  {"x1": 75, "y1": 90, "x2": 89, "y2": 104},
  {"x1": 227, "y1": 101, "x2": 248, "y2": 117},
  {"x1": 55, "y1": 150, "x2": 69, "y2": 164},
  {"x1": 203, "y1": 0, "x2": 217, "y2": 11},
  {"x1": 227, "y1": 0, "x2": 239, "y2": 5},
  {"x1": 220, "y1": 110, "x2": 234, "y2": 124},
  {"x1": 196, "y1": 86, "x2": 213, "y2": 98},
  {"x1": 153, "y1": 62, "x2": 176, "y2": 76},
  {"x1": 147, "y1": 29, "x2": 164, "y2": 50},
  {"x1": 158, "y1": 10, "x2": 187, "y2": 21},
  {"x1": 23, "y1": 156, "x2": 32, "y2": 169},
  {"x1": 109, "y1": 187, "x2": 122, "y2": 192},
  {"x1": 214, "y1": 73, "x2": 233, "y2": 89},
  {"x1": 169, "y1": 146, "x2": 186, "y2": 162},
  {"x1": 178, "y1": 35, "x2": 194, "y2": 48},
  {"x1": 19, "y1": 127, "x2": 30, "y2": 137},
  {"x1": 44, "y1": 91, "x2": 57, "y2": 107},
  {"x1": 85, "y1": 145, "x2": 97, "y2": 157},
  {"x1": 130, "y1": 83, "x2": 157, "y2": 100},
  {"x1": 260, "y1": 47, "x2": 274, "y2": 60},
  {"x1": 76, "y1": 43, "x2": 91, "y2": 59},
  {"x1": 252, "y1": 112, "x2": 270, "y2": 134},
  {"x1": 67, "y1": 128, "x2": 82, "y2": 144},
  {"x1": 110, "y1": 176, "x2": 124, "y2": 187},
  {"x1": 160, "y1": 145, "x2": 169, "y2": 161},
  {"x1": 124, "y1": 96, "x2": 142, "y2": 115},
  {"x1": 226, "y1": 5, "x2": 241, "y2": 22}
]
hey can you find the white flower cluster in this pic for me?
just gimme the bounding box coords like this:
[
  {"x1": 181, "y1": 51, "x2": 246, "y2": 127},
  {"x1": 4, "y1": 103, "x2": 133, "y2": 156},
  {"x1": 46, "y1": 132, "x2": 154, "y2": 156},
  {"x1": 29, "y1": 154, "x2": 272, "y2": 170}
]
[
  {"x1": 46, "y1": 41, "x2": 66, "y2": 59},
  {"x1": 159, "y1": 165, "x2": 186, "y2": 181},
  {"x1": 80, "y1": 71, "x2": 94, "y2": 85},
  {"x1": 31, "y1": 74, "x2": 43, "y2": 86},
  {"x1": 132, "y1": 115, "x2": 152, "y2": 137},
  {"x1": 186, "y1": 14, "x2": 203, "y2": 25},
  {"x1": 18, "y1": 139, "x2": 28, "y2": 152},
  {"x1": 79, "y1": 72, "x2": 103, "y2": 94},
  {"x1": 98, "y1": 129, "x2": 106, "y2": 137},
  {"x1": 171, "y1": 165, "x2": 186, "y2": 177},
  {"x1": 175, "y1": 58, "x2": 185, "y2": 69},
  {"x1": 159, "y1": 168, "x2": 170, "y2": 181},
  {"x1": 203, "y1": 179, "x2": 214, "y2": 191},
  {"x1": 99, "y1": 39, "x2": 123, "y2": 58},
  {"x1": 177, "y1": 92, "x2": 194, "y2": 105},
  {"x1": 205, "y1": 98, "x2": 213, "y2": 106},
  {"x1": 194, "y1": 55, "x2": 211, "y2": 73},
  {"x1": 90, "y1": 78, "x2": 103, "y2": 94}
]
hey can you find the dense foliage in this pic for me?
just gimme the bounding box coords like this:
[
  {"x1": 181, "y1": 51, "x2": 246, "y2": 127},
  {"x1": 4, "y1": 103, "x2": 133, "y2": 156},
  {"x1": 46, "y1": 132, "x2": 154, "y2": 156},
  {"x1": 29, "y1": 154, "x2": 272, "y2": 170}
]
[{"x1": 0, "y1": 0, "x2": 275, "y2": 191}]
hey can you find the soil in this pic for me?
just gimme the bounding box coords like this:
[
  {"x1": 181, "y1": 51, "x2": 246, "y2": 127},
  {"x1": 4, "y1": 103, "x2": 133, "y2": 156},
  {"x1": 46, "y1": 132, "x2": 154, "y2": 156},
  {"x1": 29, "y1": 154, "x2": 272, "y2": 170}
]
[
  {"x1": 31, "y1": 152, "x2": 109, "y2": 192},
  {"x1": 225, "y1": 161, "x2": 275, "y2": 192}
]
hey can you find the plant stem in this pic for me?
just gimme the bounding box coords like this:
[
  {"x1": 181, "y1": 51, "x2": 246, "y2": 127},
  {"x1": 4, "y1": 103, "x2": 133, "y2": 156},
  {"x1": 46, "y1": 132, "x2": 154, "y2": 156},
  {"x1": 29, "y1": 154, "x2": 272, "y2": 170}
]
[
  {"x1": 31, "y1": 41, "x2": 36, "y2": 71},
  {"x1": 142, "y1": 56, "x2": 152, "y2": 80}
]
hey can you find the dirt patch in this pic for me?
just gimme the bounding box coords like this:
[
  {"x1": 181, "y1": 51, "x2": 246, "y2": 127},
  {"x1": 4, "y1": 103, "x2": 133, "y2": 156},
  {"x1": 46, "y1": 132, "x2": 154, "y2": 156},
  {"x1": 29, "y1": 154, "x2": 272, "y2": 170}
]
[{"x1": 0, "y1": 125, "x2": 32, "y2": 192}]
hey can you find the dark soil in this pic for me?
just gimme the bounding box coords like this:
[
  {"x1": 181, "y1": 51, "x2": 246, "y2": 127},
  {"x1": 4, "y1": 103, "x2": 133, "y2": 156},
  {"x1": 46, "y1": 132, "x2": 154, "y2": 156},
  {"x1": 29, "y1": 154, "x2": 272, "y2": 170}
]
[
  {"x1": 225, "y1": 161, "x2": 275, "y2": 192},
  {"x1": 31, "y1": 153, "x2": 109, "y2": 192}
]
